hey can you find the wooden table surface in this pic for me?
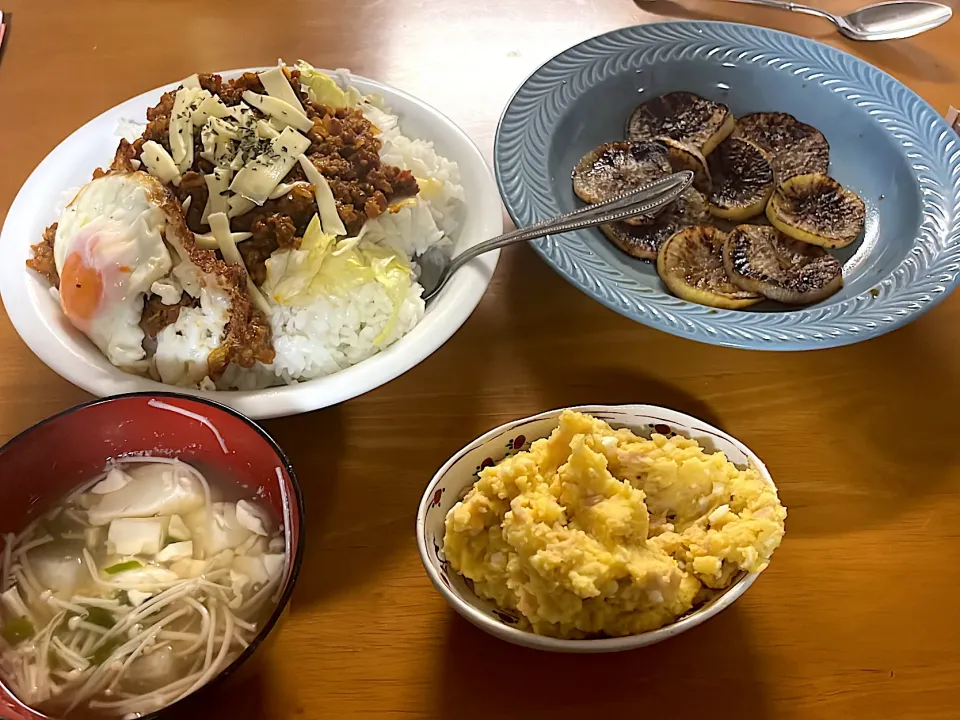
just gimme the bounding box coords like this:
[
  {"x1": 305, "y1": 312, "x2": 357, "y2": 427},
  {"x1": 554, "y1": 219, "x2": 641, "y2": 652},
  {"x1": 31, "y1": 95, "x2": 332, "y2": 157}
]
[{"x1": 1, "y1": 1, "x2": 959, "y2": 718}]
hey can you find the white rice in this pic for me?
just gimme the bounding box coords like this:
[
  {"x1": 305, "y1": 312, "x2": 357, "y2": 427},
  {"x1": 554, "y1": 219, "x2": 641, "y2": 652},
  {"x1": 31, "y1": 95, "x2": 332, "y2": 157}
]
[
  {"x1": 212, "y1": 75, "x2": 464, "y2": 389},
  {"x1": 115, "y1": 119, "x2": 147, "y2": 143}
]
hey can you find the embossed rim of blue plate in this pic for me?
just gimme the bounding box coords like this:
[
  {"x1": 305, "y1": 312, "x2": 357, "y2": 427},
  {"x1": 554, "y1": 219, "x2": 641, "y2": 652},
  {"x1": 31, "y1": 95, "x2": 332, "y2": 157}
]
[{"x1": 494, "y1": 21, "x2": 960, "y2": 350}]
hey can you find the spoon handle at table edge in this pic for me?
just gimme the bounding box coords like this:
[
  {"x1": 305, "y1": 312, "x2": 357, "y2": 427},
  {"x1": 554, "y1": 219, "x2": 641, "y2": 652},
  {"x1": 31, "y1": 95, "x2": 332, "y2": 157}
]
[
  {"x1": 423, "y1": 170, "x2": 694, "y2": 300},
  {"x1": 725, "y1": 0, "x2": 838, "y2": 21}
]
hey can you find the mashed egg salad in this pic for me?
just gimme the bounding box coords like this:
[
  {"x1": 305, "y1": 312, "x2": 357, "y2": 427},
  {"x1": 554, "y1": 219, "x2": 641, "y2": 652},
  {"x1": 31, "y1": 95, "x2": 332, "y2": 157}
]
[{"x1": 443, "y1": 411, "x2": 786, "y2": 639}]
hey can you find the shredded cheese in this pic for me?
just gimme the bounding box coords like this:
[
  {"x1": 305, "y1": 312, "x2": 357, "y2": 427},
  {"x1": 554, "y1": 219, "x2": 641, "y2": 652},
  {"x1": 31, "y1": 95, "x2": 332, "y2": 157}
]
[
  {"x1": 229, "y1": 195, "x2": 257, "y2": 218},
  {"x1": 269, "y1": 180, "x2": 311, "y2": 200},
  {"x1": 200, "y1": 117, "x2": 242, "y2": 166},
  {"x1": 297, "y1": 155, "x2": 346, "y2": 236},
  {"x1": 229, "y1": 126, "x2": 311, "y2": 206},
  {"x1": 226, "y1": 105, "x2": 253, "y2": 125},
  {"x1": 208, "y1": 213, "x2": 273, "y2": 317},
  {"x1": 256, "y1": 120, "x2": 280, "y2": 139},
  {"x1": 201, "y1": 168, "x2": 232, "y2": 225},
  {"x1": 192, "y1": 95, "x2": 230, "y2": 127},
  {"x1": 258, "y1": 67, "x2": 305, "y2": 112},
  {"x1": 181, "y1": 74, "x2": 201, "y2": 90},
  {"x1": 170, "y1": 88, "x2": 201, "y2": 173},
  {"x1": 140, "y1": 141, "x2": 181, "y2": 186},
  {"x1": 240, "y1": 91, "x2": 313, "y2": 132},
  {"x1": 193, "y1": 231, "x2": 252, "y2": 251}
]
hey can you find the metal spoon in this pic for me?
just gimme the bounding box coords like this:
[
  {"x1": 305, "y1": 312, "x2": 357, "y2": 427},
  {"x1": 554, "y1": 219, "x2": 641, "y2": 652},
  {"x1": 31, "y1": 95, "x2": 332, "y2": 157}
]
[
  {"x1": 729, "y1": 0, "x2": 951, "y2": 40},
  {"x1": 418, "y1": 170, "x2": 694, "y2": 302}
]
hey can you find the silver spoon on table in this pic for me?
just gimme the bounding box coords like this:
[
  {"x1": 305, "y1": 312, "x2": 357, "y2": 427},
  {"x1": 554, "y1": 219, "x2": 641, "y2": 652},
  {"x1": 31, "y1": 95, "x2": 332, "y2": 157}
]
[
  {"x1": 418, "y1": 170, "x2": 694, "y2": 302},
  {"x1": 729, "y1": 0, "x2": 951, "y2": 40}
]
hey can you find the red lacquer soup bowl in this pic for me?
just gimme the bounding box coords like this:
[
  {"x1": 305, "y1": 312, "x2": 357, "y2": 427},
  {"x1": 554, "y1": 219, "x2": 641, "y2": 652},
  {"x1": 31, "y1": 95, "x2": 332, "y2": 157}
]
[{"x1": 0, "y1": 393, "x2": 304, "y2": 719}]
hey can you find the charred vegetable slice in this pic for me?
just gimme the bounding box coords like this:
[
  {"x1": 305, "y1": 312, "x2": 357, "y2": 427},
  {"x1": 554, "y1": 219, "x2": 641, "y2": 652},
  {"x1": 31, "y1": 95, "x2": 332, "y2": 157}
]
[
  {"x1": 707, "y1": 138, "x2": 775, "y2": 221},
  {"x1": 571, "y1": 140, "x2": 671, "y2": 210},
  {"x1": 655, "y1": 137, "x2": 711, "y2": 194},
  {"x1": 627, "y1": 92, "x2": 734, "y2": 156},
  {"x1": 766, "y1": 173, "x2": 865, "y2": 248},
  {"x1": 657, "y1": 226, "x2": 762, "y2": 309},
  {"x1": 601, "y1": 188, "x2": 709, "y2": 260},
  {"x1": 723, "y1": 224, "x2": 843, "y2": 305},
  {"x1": 732, "y1": 112, "x2": 829, "y2": 182}
]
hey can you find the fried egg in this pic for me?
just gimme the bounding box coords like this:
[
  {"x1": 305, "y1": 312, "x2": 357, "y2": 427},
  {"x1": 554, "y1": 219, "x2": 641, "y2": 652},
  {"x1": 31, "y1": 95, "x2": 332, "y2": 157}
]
[{"x1": 54, "y1": 172, "x2": 176, "y2": 369}]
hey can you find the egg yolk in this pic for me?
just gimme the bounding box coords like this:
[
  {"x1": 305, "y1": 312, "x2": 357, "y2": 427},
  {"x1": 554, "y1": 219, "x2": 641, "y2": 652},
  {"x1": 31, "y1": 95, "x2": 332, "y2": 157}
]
[{"x1": 60, "y1": 252, "x2": 104, "y2": 324}]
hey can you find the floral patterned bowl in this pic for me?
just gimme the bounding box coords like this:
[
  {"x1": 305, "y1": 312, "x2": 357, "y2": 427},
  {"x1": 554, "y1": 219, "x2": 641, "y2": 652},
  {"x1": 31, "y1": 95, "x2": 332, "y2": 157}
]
[{"x1": 415, "y1": 404, "x2": 779, "y2": 653}]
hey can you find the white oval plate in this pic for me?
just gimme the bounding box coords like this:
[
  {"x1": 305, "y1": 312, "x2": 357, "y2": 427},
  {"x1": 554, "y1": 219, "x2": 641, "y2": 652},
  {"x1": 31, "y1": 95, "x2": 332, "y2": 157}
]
[{"x1": 0, "y1": 69, "x2": 502, "y2": 419}]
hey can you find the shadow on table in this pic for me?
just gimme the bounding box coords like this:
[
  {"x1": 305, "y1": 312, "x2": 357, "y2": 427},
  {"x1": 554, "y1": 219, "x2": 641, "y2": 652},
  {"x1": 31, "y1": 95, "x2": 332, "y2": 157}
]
[
  {"x1": 436, "y1": 605, "x2": 770, "y2": 719},
  {"x1": 783, "y1": 315, "x2": 960, "y2": 536},
  {"x1": 263, "y1": 405, "x2": 346, "y2": 610},
  {"x1": 850, "y1": 39, "x2": 956, "y2": 85},
  {"x1": 632, "y1": 0, "x2": 956, "y2": 84},
  {"x1": 171, "y1": 652, "x2": 271, "y2": 719},
  {"x1": 501, "y1": 238, "x2": 960, "y2": 536},
  {"x1": 498, "y1": 243, "x2": 723, "y2": 428}
]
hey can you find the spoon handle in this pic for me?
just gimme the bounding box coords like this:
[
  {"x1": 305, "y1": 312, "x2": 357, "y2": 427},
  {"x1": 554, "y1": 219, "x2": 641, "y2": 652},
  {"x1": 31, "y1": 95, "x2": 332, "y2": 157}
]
[
  {"x1": 725, "y1": 0, "x2": 837, "y2": 21},
  {"x1": 441, "y1": 170, "x2": 694, "y2": 279}
]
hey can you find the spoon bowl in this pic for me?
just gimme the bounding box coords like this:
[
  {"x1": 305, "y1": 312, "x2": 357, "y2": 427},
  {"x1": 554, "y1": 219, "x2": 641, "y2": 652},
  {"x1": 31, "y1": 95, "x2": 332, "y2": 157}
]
[
  {"x1": 839, "y1": 0, "x2": 952, "y2": 40},
  {"x1": 730, "y1": 0, "x2": 952, "y2": 40}
]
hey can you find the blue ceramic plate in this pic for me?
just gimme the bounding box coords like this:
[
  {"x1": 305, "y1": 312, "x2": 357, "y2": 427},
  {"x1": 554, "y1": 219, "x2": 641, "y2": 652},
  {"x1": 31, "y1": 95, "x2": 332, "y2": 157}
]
[{"x1": 494, "y1": 22, "x2": 960, "y2": 350}]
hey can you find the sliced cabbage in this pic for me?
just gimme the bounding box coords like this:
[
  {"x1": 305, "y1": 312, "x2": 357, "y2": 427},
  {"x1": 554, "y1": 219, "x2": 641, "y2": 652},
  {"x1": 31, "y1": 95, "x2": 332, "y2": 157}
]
[
  {"x1": 258, "y1": 66, "x2": 304, "y2": 112},
  {"x1": 168, "y1": 514, "x2": 191, "y2": 541},
  {"x1": 361, "y1": 243, "x2": 416, "y2": 344},
  {"x1": 185, "y1": 502, "x2": 253, "y2": 558},
  {"x1": 241, "y1": 90, "x2": 312, "y2": 132},
  {"x1": 155, "y1": 540, "x2": 193, "y2": 563},
  {"x1": 297, "y1": 155, "x2": 346, "y2": 236},
  {"x1": 262, "y1": 214, "x2": 414, "y2": 343},
  {"x1": 236, "y1": 499, "x2": 271, "y2": 536},
  {"x1": 262, "y1": 215, "x2": 335, "y2": 306},
  {"x1": 296, "y1": 61, "x2": 360, "y2": 108}
]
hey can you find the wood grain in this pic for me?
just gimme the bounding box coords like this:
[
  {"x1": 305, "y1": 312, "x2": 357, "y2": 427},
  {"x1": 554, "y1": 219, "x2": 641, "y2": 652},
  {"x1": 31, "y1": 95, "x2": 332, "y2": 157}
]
[{"x1": 0, "y1": 1, "x2": 958, "y2": 718}]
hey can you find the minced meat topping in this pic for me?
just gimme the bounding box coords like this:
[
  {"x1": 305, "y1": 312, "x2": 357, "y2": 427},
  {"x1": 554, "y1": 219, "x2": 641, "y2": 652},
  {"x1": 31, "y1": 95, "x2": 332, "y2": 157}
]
[{"x1": 27, "y1": 223, "x2": 59, "y2": 288}]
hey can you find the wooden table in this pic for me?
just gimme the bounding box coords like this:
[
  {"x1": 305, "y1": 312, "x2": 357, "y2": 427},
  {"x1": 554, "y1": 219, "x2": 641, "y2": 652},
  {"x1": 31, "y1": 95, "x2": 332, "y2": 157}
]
[{"x1": 1, "y1": 1, "x2": 959, "y2": 718}]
